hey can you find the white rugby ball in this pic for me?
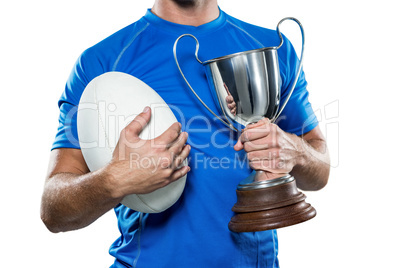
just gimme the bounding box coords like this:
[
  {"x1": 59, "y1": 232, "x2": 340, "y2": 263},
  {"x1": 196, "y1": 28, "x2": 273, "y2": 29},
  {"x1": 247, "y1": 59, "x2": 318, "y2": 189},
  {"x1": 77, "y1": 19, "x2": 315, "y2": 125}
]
[{"x1": 77, "y1": 72, "x2": 187, "y2": 213}]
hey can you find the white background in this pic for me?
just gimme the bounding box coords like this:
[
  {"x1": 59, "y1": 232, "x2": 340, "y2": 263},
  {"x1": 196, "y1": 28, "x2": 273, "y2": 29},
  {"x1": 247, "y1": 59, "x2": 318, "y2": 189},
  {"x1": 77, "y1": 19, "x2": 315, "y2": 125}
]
[{"x1": 1, "y1": 0, "x2": 401, "y2": 267}]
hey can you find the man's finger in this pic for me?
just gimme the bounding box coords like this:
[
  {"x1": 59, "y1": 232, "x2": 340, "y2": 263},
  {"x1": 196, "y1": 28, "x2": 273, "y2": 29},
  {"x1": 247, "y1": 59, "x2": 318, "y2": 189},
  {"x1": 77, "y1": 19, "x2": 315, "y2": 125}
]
[
  {"x1": 168, "y1": 131, "x2": 189, "y2": 153},
  {"x1": 125, "y1": 106, "x2": 152, "y2": 137},
  {"x1": 173, "y1": 144, "x2": 191, "y2": 169},
  {"x1": 170, "y1": 165, "x2": 191, "y2": 182},
  {"x1": 155, "y1": 122, "x2": 182, "y2": 146},
  {"x1": 240, "y1": 127, "x2": 270, "y2": 143},
  {"x1": 244, "y1": 118, "x2": 270, "y2": 130}
]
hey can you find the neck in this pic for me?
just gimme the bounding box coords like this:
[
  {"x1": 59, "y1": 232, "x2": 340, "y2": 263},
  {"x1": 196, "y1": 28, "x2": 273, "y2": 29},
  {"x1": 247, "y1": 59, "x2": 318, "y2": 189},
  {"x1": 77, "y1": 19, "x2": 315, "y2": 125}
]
[{"x1": 151, "y1": 0, "x2": 219, "y2": 26}]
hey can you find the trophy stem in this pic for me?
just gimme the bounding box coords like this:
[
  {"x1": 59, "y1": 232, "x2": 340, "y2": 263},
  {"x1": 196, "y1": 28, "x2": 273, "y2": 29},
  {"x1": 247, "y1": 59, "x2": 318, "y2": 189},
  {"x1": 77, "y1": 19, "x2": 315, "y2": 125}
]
[{"x1": 229, "y1": 172, "x2": 316, "y2": 232}]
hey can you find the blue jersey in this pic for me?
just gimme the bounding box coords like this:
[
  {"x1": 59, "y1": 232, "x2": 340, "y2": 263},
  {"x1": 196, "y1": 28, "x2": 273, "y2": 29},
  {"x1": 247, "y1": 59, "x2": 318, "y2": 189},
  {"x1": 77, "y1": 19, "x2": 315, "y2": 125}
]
[{"x1": 53, "y1": 9, "x2": 318, "y2": 268}]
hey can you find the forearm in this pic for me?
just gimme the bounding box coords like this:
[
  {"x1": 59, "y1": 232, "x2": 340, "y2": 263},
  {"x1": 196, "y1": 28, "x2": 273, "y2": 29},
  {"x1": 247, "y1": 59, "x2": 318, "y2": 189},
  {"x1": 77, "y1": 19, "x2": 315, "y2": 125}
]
[
  {"x1": 291, "y1": 135, "x2": 330, "y2": 191},
  {"x1": 40, "y1": 167, "x2": 121, "y2": 233}
]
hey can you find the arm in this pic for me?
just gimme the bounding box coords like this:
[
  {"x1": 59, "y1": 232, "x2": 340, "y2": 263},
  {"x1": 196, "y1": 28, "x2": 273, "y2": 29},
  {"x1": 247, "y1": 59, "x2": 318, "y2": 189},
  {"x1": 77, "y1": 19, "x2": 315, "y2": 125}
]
[
  {"x1": 41, "y1": 108, "x2": 191, "y2": 233},
  {"x1": 290, "y1": 126, "x2": 330, "y2": 190},
  {"x1": 41, "y1": 148, "x2": 121, "y2": 233},
  {"x1": 234, "y1": 119, "x2": 330, "y2": 191}
]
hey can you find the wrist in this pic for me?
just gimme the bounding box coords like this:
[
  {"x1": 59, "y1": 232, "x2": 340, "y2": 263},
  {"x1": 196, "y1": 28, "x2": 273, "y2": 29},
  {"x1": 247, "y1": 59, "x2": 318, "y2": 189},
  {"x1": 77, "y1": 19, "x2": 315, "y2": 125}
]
[
  {"x1": 98, "y1": 162, "x2": 125, "y2": 201},
  {"x1": 290, "y1": 133, "x2": 308, "y2": 169}
]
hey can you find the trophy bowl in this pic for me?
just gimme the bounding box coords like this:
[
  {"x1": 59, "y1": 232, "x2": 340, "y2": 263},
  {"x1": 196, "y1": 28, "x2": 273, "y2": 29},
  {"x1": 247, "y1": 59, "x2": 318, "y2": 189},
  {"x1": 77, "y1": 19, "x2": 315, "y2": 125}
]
[{"x1": 174, "y1": 17, "x2": 316, "y2": 232}]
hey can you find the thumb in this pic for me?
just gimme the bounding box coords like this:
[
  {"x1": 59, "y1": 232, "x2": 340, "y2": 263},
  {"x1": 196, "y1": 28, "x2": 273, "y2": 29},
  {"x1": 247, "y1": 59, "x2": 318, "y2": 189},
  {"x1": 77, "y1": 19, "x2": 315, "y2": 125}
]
[
  {"x1": 126, "y1": 106, "x2": 152, "y2": 137},
  {"x1": 233, "y1": 138, "x2": 244, "y2": 151}
]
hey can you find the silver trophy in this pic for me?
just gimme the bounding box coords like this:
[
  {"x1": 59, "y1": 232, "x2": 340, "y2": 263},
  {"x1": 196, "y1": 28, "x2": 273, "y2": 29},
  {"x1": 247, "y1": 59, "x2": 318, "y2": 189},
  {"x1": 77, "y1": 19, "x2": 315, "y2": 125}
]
[{"x1": 173, "y1": 18, "x2": 316, "y2": 232}]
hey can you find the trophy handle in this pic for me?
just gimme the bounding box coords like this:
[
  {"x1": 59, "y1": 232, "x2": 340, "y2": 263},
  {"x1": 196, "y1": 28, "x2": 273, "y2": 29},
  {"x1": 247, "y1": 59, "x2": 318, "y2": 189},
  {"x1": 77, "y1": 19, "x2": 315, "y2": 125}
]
[
  {"x1": 271, "y1": 17, "x2": 305, "y2": 122},
  {"x1": 173, "y1": 34, "x2": 237, "y2": 131}
]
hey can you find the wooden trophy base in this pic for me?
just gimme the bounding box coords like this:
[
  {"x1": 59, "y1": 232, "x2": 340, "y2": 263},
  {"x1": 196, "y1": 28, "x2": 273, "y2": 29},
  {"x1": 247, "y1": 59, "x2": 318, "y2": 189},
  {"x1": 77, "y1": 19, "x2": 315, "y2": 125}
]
[{"x1": 228, "y1": 175, "x2": 316, "y2": 232}]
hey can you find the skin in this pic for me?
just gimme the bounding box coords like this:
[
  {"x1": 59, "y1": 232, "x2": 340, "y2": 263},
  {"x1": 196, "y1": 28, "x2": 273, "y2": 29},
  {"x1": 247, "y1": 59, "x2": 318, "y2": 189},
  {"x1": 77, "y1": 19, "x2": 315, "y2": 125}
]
[
  {"x1": 234, "y1": 119, "x2": 330, "y2": 191},
  {"x1": 151, "y1": 0, "x2": 219, "y2": 26},
  {"x1": 41, "y1": 0, "x2": 330, "y2": 233},
  {"x1": 41, "y1": 107, "x2": 191, "y2": 232}
]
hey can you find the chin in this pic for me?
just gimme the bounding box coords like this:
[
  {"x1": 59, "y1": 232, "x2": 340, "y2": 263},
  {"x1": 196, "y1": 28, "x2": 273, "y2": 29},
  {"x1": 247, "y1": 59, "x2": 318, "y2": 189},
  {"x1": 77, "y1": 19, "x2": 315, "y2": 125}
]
[{"x1": 172, "y1": 0, "x2": 198, "y2": 7}]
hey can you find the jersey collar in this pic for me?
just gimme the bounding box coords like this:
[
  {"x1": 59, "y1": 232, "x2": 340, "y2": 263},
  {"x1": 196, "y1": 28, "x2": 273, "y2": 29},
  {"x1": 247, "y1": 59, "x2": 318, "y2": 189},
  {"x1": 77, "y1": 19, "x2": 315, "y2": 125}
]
[{"x1": 143, "y1": 8, "x2": 226, "y2": 35}]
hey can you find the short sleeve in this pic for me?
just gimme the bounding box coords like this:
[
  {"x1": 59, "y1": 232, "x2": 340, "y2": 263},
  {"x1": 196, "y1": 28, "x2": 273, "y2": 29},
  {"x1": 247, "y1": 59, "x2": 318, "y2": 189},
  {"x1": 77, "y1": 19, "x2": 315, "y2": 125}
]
[
  {"x1": 51, "y1": 49, "x2": 104, "y2": 150},
  {"x1": 275, "y1": 35, "x2": 318, "y2": 136}
]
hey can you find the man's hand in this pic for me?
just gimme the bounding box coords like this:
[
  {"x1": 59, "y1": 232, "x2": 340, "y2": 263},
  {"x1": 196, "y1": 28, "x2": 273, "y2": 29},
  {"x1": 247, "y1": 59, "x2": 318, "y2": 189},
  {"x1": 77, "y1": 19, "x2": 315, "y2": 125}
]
[
  {"x1": 234, "y1": 118, "x2": 301, "y2": 174},
  {"x1": 224, "y1": 83, "x2": 237, "y2": 115},
  {"x1": 41, "y1": 106, "x2": 191, "y2": 233},
  {"x1": 234, "y1": 118, "x2": 330, "y2": 190},
  {"x1": 106, "y1": 106, "x2": 191, "y2": 198}
]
